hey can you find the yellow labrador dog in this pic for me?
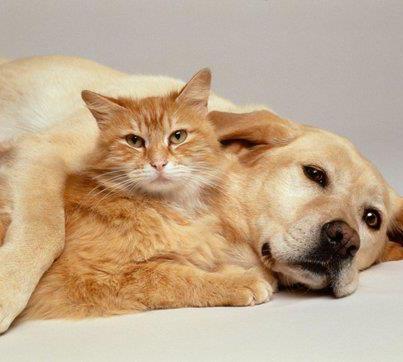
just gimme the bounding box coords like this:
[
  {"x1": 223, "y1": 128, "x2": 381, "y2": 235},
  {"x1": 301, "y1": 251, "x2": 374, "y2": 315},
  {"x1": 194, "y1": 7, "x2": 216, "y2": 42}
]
[{"x1": 0, "y1": 56, "x2": 402, "y2": 332}]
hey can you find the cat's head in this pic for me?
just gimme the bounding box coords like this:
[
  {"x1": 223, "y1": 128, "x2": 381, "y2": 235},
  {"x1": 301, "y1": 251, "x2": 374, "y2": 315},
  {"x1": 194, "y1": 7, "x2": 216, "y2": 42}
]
[{"x1": 82, "y1": 68, "x2": 223, "y2": 197}]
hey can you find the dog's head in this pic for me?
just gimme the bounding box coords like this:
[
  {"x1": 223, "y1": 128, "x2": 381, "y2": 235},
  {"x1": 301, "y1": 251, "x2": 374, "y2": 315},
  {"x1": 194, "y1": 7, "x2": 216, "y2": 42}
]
[{"x1": 209, "y1": 110, "x2": 403, "y2": 297}]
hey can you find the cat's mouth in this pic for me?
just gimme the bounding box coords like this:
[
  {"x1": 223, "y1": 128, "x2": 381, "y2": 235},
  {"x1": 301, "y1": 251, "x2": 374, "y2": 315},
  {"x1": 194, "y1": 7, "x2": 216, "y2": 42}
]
[
  {"x1": 151, "y1": 172, "x2": 172, "y2": 183},
  {"x1": 147, "y1": 172, "x2": 180, "y2": 189},
  {"x1": 141, "y1": 171, "x2": 184, "y2": 194}
]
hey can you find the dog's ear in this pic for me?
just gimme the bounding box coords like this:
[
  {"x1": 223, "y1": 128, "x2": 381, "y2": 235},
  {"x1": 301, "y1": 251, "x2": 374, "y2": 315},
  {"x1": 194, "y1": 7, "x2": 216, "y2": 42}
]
[
  {"x1": 379, "y1": 198, "x2": 403, "y2": 262},
  {"x1": 208, "y1": 110, "x2": 300, "y2": 147},
  {"x1": 381, "y1": 241, "x2": 403, "y2": 262},
  {"x1": 81, "y1": 90, "x2": 126, "y2": 130},
  {"x1": 208, "y1": 110, "x2": 301, "y2": 163},
  {"x1": 387, "y1": 197, "x2": 403, "y2": 245}
]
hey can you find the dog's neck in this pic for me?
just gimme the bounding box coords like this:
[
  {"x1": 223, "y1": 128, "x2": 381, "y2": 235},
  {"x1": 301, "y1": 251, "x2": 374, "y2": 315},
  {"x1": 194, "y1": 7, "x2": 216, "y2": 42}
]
[{"x1": 212, "y1": 159, "x2": 266, "y2": 251}]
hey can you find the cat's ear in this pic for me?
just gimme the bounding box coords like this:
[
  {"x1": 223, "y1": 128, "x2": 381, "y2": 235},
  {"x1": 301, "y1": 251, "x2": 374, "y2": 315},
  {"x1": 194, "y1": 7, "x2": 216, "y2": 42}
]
[
  {"x1": 176, "y1": 68, "x2": 211, "y2": 116},
  {"x1": 81, "y1": 90, "x2": 126, "y2": 130}
]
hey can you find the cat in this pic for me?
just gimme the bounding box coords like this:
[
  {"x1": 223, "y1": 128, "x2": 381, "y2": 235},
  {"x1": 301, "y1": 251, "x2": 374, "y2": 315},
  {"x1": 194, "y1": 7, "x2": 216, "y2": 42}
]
[
  {"x1": 15, "y1": 70, "x2": 275, "y2": 320},
  {"x1": 81, "y1": 68, "x2": 223, "y2": 209},
  {"x1": 0, "y1": 69, "x2": 218, "y2": 246}
]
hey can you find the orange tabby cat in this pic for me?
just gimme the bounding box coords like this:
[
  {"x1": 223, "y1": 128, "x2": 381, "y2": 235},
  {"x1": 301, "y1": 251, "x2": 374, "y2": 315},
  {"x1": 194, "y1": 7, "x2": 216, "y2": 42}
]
[
  {"x1": 17, "y1": 70, "x2": 274, "y2": 320},
  {"x1": 0, "y1": 69, "x2": 218, "y2": 246},
  {"x1": 81, "y1": 68, "x2": 223, "y2": 207}
]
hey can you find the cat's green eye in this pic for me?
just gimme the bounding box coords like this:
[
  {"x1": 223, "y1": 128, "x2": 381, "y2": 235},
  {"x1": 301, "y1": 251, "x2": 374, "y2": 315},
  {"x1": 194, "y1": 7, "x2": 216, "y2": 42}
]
[
  {"x1": 125, "y1": 134, "x2": 145, "y2": 148},
  {"x1": 169, "y1": 130, "x2": 188, "y2": 145}
]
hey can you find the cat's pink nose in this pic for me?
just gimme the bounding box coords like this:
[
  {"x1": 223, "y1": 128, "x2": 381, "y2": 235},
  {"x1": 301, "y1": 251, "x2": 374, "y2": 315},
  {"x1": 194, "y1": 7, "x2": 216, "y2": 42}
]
[{"x1": 150, "y1": 160, "x2": 168, "y2": 172}]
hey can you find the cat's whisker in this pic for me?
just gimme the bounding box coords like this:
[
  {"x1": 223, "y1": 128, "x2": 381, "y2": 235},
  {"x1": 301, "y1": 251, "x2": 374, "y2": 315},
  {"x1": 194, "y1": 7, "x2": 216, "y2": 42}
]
[
  {"x1": 77, "y1": 87, "x2": 228, "y2": 206},
  {"x1": 92, "y1": 170, "x2": 125, "y2": 178},
  {"x1": 91, "y1": 190, "x2": 118, "y2": 209},
  {"x1": 97, "y1": 174, "x2": 129, "y2": 185},
  {"x1": 183, "y1": 174, "x2": 229, "y2": 195},
  {"x1": 107, "y1": 178, "x2": 135, "y2": 192},
  {"x1": 87, "y1": 184, "x2": 110, "y2": 199},
  {"x1": 88, "y1": 174, "x2": 127, "y2": 192},
  {"x1": 127, "y1": 169, "x2": 151, "y2": 177},
  {"x1": 89, "y1": 177, "x2": 139, "y2": 208},
  {"x1": 91, "y1": 169, "x2": 128, "y2": 179},
  {"x1": 86, "y1": 176, "x2": 134, "y2": 203}
]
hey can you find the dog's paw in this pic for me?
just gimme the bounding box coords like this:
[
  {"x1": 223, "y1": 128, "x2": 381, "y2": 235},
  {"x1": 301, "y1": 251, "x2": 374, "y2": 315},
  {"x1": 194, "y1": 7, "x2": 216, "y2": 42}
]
[
  {"x1": 0, "y1": 287, "x2": 28, "y2": 334},
  {"x1": 0, "y1": 251, "x2": 34, "y2": 334},
  {"x1": 227, "y1": 273, "x2": 274, "y2": 306}
]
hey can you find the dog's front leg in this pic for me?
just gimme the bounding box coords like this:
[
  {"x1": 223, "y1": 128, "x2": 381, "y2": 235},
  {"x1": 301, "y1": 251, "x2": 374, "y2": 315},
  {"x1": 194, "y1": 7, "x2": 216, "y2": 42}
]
[
  {"x1": 0, "y1": 145, "x2": 67, "y2": 332},
  {"x1": 0, "y1": 121, "x2": 98, "y2": 333}
]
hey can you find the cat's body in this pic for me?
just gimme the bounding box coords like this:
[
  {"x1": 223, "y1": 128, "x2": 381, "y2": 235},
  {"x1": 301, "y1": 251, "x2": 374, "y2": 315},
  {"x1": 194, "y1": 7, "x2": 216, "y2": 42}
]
[
  {"x1": 20, "y1": 159, "x2": 270, "y2": 320},
  {"x1": 5, "y1": 69, "x2": 275, "y2": 321},
  {"x1": 0, "y1": 58, "x2": 267, "y2": 330}
]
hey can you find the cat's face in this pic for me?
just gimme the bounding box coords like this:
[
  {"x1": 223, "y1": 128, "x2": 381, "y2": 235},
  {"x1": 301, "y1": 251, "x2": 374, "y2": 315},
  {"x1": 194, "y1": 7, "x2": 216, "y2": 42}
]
[{"x1": 83, "y1": 69, "x2": 223, "y2": 197}]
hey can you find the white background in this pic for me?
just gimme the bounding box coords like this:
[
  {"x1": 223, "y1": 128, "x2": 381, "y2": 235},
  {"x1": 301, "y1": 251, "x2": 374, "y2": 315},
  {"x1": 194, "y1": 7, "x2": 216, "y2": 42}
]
[
  {"x1": 0, "y1": 0, "x2": 403, "y2": 194},
  {"x1": 1, "y1": 0, "x2": 402, "y2": 192},
  {"x1": 1, "y1": 2, "x2": 403, "y2": 360}
]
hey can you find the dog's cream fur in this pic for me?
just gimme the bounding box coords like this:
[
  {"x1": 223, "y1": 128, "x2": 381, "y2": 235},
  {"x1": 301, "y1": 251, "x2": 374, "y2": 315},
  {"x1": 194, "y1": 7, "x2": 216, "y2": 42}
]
[
  {"x1": 0, "y1": 56, "x2": 268, "y2": 331},
  {"x1": 0, "y1": 56, "x2": 402, "y2": 332}
]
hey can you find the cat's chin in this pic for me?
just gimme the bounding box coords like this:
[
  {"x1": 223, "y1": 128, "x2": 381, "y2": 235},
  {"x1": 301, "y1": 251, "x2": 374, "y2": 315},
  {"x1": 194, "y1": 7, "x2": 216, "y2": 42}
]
[{"x1": 140, "y1": 178, "x2": 184, "y2": 195}]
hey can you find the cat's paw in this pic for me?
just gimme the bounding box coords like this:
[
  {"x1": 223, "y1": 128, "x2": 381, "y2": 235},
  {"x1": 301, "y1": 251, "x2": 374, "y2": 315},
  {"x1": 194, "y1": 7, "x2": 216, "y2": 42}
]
[{"x1": 227, "y1": 273, "x2": 274, "y2": 306}]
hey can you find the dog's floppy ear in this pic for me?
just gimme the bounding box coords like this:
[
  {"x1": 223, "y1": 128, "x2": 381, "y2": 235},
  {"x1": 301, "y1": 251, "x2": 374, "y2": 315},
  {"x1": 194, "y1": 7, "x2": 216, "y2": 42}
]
[
  {"x1": 208, "y1": 110, "x2": 300, "y2": 146},
  {"x1": 381, "y1": 198, "x2": 403, "y2": 261},
  {"x1": 387, "y1": 197, "x2": 403, "y2": 245},
  {"x1": 381, "y1": 241, "x2": 403, "y2": 262},
  {"x1": 208, "y1": 110, "x2": 301, "y2": 161}
]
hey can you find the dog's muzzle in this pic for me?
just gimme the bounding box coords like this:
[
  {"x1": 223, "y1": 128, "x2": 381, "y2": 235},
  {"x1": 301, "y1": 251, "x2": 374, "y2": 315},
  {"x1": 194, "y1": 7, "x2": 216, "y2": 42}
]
[
  {"x1": 282, "y1": 221, "x2": 360, "y2": 296},
  {"x1": 319, "y1": 220, "x2": 360, "y2": 259},
  {"x1": 293, "y1": 220, "x2": 360, "y2": 275}
]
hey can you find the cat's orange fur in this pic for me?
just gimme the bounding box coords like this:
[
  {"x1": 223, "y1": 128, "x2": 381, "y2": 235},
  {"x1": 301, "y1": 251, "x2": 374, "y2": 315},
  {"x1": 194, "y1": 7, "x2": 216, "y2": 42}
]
[
  {"x1": 20, "y1": 166, "x2": 273, "y2": 319},
  {"x1": 13, "y1": 70, "x2": 275, "y2": 320},
  {"x1": 79, "y1": 68, "x2": 223, "y2": 206}
]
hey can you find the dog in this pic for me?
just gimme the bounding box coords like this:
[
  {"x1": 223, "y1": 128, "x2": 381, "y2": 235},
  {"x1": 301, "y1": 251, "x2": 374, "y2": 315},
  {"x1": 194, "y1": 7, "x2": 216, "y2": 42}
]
[
  {"x1": 0, "y1": 56, "x2": 401, "y2": 331},
  {"x1": 210, "y1": 110, "x2": 403, "y2": 295}
]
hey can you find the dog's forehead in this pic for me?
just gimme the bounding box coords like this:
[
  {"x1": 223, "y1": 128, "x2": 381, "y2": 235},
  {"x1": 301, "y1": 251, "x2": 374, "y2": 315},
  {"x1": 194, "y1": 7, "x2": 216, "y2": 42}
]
[
  {"x1": 292, "y1": 128, "x2": 376, "y2": 173},
  {"x1": 292, "y1": 128, "x2": 358, "y2": 161},
  {"x1": 275, "y1": 127, "x2": 391, "y2": 203}
]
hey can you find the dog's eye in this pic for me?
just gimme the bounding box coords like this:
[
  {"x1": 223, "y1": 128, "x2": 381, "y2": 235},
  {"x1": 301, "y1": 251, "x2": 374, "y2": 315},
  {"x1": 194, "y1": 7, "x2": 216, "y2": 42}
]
[
  {"x1": 363, "y1": 209, "x2": 382, "y2": 230},
  {"x1": 303, "y1": 165, "x2": 328, "y2": 187}
]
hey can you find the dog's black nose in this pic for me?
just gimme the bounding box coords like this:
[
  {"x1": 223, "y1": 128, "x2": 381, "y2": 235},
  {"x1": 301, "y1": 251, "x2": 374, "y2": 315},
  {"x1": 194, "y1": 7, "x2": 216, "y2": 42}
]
[{"x1": 320, "y1": 220, "x2": 360, "y2": 258}]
